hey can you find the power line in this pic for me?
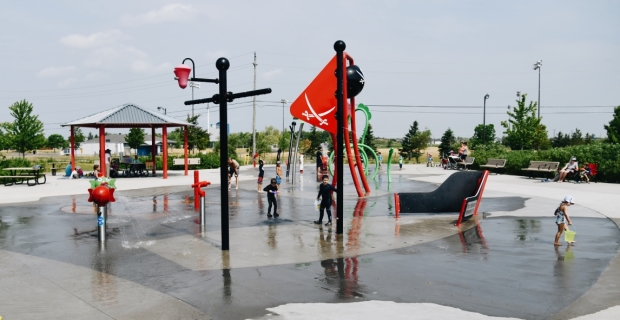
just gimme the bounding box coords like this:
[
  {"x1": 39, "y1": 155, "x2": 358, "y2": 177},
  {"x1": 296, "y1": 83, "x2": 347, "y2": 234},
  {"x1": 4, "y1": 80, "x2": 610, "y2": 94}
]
[{"x1": 366, "y1": 105, "x2": 616, "y2": 109}]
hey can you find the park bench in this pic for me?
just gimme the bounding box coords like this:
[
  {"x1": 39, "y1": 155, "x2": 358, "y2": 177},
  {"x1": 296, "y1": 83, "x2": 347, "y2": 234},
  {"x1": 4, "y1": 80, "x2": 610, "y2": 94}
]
[
  {"x1": 521, "y1": 161, "x2": 559, "y2": 179},
  {"x1": 173, "y1": 158, "x2": 200, "y2": 166},
  {"x1": 456, "y1": 156, "x2": 475, "y2": 170},
  {"x1": 480, "y1": 159, "x2": 507, "y2": 174}
]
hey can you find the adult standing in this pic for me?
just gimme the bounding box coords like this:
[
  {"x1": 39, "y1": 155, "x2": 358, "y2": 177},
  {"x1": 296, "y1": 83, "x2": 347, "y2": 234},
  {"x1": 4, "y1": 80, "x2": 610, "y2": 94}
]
[{"x1": 105, "y1": 149, "x2": 111, "y2": 178}]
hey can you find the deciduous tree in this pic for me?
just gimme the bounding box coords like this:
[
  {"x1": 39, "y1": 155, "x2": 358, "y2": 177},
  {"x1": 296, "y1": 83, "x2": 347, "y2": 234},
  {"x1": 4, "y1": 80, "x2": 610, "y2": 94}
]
[
  {"x1": 2, "y1": 100, "x2": 45, "y2": 158},
  {"x1": 501, "y1": 94, "x2": 548, "y2": 150},
  {"x1": 604, "y1": 106, "x2": 620, "y2": 143},
  {"x1": 125, "y1": 128, "x2": 145, "y2": 155},
  {"x1": 46, "y1": 134, "x2": 66, "y2": 152}
]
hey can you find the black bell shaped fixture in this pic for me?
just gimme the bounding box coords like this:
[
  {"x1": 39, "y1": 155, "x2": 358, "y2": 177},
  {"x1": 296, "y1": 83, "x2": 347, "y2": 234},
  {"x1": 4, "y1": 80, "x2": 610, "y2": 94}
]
[{"x1": 346, "y1": 65, "x2": 365, "y2": 98}]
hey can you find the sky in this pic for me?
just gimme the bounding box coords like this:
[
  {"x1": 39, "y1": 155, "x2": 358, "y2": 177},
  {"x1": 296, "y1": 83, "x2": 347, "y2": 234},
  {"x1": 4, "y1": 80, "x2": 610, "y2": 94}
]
[{"x1": 1, "y1": 0, "x2": 619, "y2": 140}]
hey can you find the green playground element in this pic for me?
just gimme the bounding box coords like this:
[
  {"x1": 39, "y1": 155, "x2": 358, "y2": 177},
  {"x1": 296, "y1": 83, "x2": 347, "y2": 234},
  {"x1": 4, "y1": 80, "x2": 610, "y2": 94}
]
[
  {"x1": 89, "y1": 177, "x2": 117, "y2": 189},
  {"x1": 327, "y1": 103, "x2": 380, "y2": 180},
  {"x1": 387, "y1": 148, "x2": 394, "y2": 183}
]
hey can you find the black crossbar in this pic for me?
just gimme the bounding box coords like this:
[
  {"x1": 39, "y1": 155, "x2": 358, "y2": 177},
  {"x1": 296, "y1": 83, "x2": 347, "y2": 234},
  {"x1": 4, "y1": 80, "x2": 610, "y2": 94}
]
[{"x1": 184, "y1": 88, "x2": 272, "y2": 105}]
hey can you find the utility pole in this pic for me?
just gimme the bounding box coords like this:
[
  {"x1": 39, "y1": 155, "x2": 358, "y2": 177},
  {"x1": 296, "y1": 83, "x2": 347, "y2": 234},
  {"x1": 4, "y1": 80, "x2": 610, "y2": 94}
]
[
  {"x1": 189, "y1": 81, "x2": 200, "y2": 117},
  {"x1": 252, "y1": 52, "x2": 257, "y2": 167},
  {"x1": 533, "y1": 60, "x2": 542, "y2": 118},
  {"x1": 207, "y1": 103, "x2": 210, "y2": 134}
]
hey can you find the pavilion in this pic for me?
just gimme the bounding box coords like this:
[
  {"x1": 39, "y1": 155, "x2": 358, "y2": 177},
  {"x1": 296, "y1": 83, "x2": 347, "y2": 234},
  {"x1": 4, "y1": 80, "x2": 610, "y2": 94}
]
[{"x1": 61, "y1": 103, "x2": 193, "y2": 179}]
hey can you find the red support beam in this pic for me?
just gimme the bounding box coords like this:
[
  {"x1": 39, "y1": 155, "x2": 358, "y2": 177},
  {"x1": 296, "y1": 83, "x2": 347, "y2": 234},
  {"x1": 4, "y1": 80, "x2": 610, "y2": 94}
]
[
  {"x1": 99, "y1": 126, "x2": 106, "y2": 176},
  {"x1": 151, "y1": 127, "x2": 156, "y2": 175},
  {"x1": 184, "y1": 125, "x2": 189, "y2": 176},
  {"x1": 162, "y1": 125, "x2": 168, "y2": 179},
  {"x1": 70, "y1": 126, "x2": 75, "y2": 171}
]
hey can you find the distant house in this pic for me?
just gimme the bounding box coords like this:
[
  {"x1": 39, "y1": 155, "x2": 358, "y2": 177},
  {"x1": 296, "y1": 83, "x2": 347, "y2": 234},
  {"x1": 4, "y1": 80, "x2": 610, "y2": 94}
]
[{"x1": 72, "y1": 134, "x2": 175, "y2": 156}]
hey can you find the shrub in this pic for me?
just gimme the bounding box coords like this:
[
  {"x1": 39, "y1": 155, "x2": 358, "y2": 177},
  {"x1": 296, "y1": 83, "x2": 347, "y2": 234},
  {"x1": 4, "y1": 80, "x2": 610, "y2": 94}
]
[
  {"x1": 0, "y1": 158, "x2": 33, "y2": 176},
  {"x1": 471, "y1": 144, "x2": 620, "y2": 183}
]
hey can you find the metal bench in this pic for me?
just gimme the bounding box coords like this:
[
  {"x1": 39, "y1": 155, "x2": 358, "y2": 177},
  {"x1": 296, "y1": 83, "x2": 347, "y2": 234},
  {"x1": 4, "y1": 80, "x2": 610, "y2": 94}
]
[
  {"x1": 456, "y1": 156, "x2": 475, "y2": 170},
  {"x1": 173, "y1": 158, "x2": 200, "y2": 166},
  {"x1": 480, "y1": 159, "x2": 506, "y2": 174},
  {"x1": 521, "y1": 161, "x2": 559, "y2": 179}
]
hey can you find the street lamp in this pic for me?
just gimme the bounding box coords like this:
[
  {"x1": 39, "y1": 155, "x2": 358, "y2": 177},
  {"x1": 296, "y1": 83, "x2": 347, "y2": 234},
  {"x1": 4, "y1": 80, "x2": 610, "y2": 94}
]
[
  {"x1": 483, "y1": 94, "x2": 489, "y2": 145},
  {"x1": 280, "y1": 99, "x2": 288, "y2": 133},
  {"x1": 157, "y1": 106, "x2": 167, "y2": 115},
  {"x1": 533, "y1": 60, "x2": 542, "y2": 118}
]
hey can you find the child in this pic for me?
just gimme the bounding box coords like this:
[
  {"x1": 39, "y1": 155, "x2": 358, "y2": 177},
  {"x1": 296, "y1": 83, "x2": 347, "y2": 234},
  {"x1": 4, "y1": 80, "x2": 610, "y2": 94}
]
[
  {"x1": 554, "y1": 196, "x2": 574, "y2": 246},
  {"x1": 299, "y1": 153, "x2": 304, "y2": 174},
  {"x1": 377, "y1": 152, "x2": 383, "y2": 170},
  {"x1": 427, "y1": 153, "x2": 433, "y2": 167},
  {"x1": 263, "y1": 178, "x2": 279, "y2": 217},
  {"x1": 314, "y1": 175, "x2": 338, "y2": 226},
  {"x1": 92, "y1": 165, "x2": 100, "y2": 179},
  {"x1": 398, "y1": 156, "x2": 403, "y2": 170},
  {"x1": 579, "y1": 163, "x2": 591, "y2": 183},
  {"x1": 257, "y1": 160, "x2": 265, "y2": 192},
  {"x1": 275, "y1": 161, "x2": 282, "y2": 190}
]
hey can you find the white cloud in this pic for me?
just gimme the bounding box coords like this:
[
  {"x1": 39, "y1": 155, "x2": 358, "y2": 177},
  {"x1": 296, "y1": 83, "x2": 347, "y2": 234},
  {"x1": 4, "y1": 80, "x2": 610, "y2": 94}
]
[
  {"x1": 37, "y1": 66, "x2": 76, "y2": 78},
  {"x1": 60, "y1": 29, "x2": 130, "y2": 48},
  {"x1": 57, "y1": 78, "x2": 77, "y2": 87},
  {"x1": 263, "y1": 69, "x2": 282, "y2": 79},
  {"x1": 84, "y1": 45, "x2": 148, "y2": 69},
  {"x1": 121, "y1": 3, "x2": 196, "y2": 26}
]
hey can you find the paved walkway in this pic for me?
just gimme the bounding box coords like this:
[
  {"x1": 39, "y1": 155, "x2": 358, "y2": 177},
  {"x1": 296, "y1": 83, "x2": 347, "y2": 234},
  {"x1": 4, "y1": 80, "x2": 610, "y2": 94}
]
[{"x1": 0, "y1": 164, "x2": 618, "y2": 319}]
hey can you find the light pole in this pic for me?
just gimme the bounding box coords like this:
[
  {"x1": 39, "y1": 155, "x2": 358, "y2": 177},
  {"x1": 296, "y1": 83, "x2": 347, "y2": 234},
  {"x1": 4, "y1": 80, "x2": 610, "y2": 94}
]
[
  {"x1": 533, "y1": 60, "x2": 542, "y2": 118},
  {"x1": 189, "y1": 81, "x2": 200, "y2": 117},
  {"x1": 483, "y1": 94, "x2": 489, "y2": 145},
  {"x1": 507, "y1": 105, "x2": 511, "y2": 131},
  {"x1": 157, "y1": 106, "x2": 167, "y2": 115},
  {"x1": 280, "y1": 99, "x2": 288, "y2": 133}
]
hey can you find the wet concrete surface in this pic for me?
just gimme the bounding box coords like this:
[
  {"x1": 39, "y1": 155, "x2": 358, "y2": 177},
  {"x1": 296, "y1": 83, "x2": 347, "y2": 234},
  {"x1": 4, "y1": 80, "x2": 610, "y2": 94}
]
[{"x1": 0, "y1": 173, "x2": 618, "y2": 319}]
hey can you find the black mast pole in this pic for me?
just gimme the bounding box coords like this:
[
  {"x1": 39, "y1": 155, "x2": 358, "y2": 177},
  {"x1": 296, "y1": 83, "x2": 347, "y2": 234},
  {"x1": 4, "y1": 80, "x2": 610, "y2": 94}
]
[
  {"x1": 216, "y1": 58, "x2": 230, "y2": 251},
  {"x1": 334, "y1": 40, "x2": 345, "y2": 235}
]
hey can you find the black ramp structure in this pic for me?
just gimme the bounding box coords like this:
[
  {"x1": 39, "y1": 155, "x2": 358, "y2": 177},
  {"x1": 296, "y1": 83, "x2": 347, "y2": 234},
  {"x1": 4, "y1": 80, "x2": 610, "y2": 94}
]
[{"x1": 395, "y1": 171, "x2": 487, "y2": 214}]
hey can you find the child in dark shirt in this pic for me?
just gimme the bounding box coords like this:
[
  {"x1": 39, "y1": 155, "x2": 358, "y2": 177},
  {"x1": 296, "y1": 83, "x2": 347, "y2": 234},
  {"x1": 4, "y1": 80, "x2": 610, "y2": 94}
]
[
  {"x1": 257, "y1": 160, "x2": 265, "y2": 192},
  {"x1": 314, "y1": 175, "x2": 337, "y2": 226},
  {"x1": 263, "y1": 178, "x2": 279, "y2": 218}
]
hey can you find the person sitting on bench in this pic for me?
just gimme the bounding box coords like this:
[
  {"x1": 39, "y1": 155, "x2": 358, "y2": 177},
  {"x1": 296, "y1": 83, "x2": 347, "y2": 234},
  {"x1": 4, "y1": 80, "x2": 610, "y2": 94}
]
[{"x1": 558, "y1": 157, "x2": 578, "y2": 183}]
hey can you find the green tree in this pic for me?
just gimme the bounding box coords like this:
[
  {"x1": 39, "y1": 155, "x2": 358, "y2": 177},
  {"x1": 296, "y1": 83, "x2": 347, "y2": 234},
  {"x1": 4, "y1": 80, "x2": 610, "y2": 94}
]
[
  {"x1": 604, "y1": 106, "x2": 620, "y2": 143},
  {"x1": 501, "y1": 94, "x2": 548, "y2": 150},
  {"x1": 361, "y1": 123, "x2": 378, "y2": 153},
  {"x1": 551, "y1": 131, "x2": 570, "y2": 148},
  {"x1": 570, "y1": 128, "x2": 584, "y2": 145},
  {"x1": 87, "y1": 132, "x2": 94, "y2": 140},
  {"x1": 46, "y1": 134, "x2": 66, "y2": 152},
  {"x1": 584, "y1": 133, "x2": 594, "y2": 145},
  {"x1": 172, "y1": 115, "x2": 211, "y2": 152},
  {"x1": 0, "y1": 128, "x2": 9, "y2": 150},
  {"x1": 470, "y1": 124, "x2": 496, "y2": 148},
  {"x1": 279, "y1": 129, "x2": 291, "y2": 152},
  {"x1": 125, "y1": 128, "x2": 145, "y2": 155},
  {"x1": 400, "y1": 121, "x2": 431, "y2": 162},
  {"x1": 73, "y1": 127, "x2": 86, "y2": 148},
  {"x1": 2, "y1": 100, "x2": 45, "y2": 158},
  {"x1": 438, "y1": 128, "x2": 456, "y2": 156}
]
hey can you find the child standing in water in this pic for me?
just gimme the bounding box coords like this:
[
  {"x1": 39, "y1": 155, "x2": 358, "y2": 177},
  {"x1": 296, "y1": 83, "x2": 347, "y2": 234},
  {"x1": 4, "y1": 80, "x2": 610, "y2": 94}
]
[
  {"x1": 263, "y1": 178, "x2": 279, "y2": 218},
  {"x1": 257, "y1": 160, "x2": 264, "y2": 193},
  {"x1": 398, "y1": 155, "x2": 403, "y2": 170},
  {"x1": 275, "y1": 161, "x2": 282, "y2": 190},
  {"x1": 314, "y1": 175, "x2": 338, "y2": 226},
  {"x1": 554, "y1": 195, "x2": 574, "y2": 246}
]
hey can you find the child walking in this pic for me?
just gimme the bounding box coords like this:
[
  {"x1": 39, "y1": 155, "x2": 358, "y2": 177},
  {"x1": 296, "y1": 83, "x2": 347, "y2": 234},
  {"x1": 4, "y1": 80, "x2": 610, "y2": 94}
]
[
  {"x1": 257, "y1": 160, "x2": 264, "y2": 192},
  {"x1": 263, "y1": 178, "x2": 279, "y2": 217},
  {"x1": 554, "y1": 195, "x2": 574, "y2": 246},
  {"x1": 275, "y1": 161, "x2": 282, "y2": 190},
  {"x1": 314, "y1": 175, "x2": 338, "y2": 226},
  {"x1": 398, "y1": 156, "x2": 403, "y2": 170}
]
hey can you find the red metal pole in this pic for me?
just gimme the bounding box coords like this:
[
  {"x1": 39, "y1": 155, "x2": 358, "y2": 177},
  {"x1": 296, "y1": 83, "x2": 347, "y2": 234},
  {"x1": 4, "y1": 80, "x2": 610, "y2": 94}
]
[
  {"x1": 194, "y1": 170, "x2": 199, "y2": 211},
  {"x1": 99, "y1": 126, "x2": 105, "y2": 176},
  {"x1": 184, "y1": 125, "x2": 189, "y2": 176},
  {"x1": 70, "y1": 126, "x2": 75, "y2": 171},
  {"x1": 394, "y1": 193, "x2": 400, "y2": 217},
  {"x1": 340, "y1": 57, "x2": 363, "y2": 198},
  {"x1": 151, "y1": 127, "x2": 156, "y2": 175},
  {"x1": 162, "y1": 125, "x2": 168, "y2": 179}
]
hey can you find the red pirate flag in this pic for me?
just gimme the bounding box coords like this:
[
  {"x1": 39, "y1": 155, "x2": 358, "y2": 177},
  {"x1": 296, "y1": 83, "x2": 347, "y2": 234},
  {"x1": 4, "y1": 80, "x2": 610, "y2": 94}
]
[{"x1": 289, "y1": 55, "x2": 339, "y2": 134}]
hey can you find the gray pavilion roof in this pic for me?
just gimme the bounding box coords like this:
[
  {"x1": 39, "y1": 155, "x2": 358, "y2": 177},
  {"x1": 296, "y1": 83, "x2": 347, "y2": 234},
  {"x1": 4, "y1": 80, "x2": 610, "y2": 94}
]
[{"x1": 61, "y1": 103, "x2": 193, "y2": 128}]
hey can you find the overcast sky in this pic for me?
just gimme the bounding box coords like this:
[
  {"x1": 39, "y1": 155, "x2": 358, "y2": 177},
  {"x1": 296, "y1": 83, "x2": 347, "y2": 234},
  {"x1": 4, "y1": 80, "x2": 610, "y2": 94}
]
[{"x1": 1, "y1": 0, "x2": 618, "y2": 140}]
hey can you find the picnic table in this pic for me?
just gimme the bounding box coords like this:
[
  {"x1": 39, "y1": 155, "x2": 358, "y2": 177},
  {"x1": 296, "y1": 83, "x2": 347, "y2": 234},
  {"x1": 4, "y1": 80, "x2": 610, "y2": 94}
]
[
  {"x1": 118, "y1": 162, "x2": 149, "y2": 177},
  {"x1": 2, "y1": 167, "x2": 46, "y2": 186}
]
